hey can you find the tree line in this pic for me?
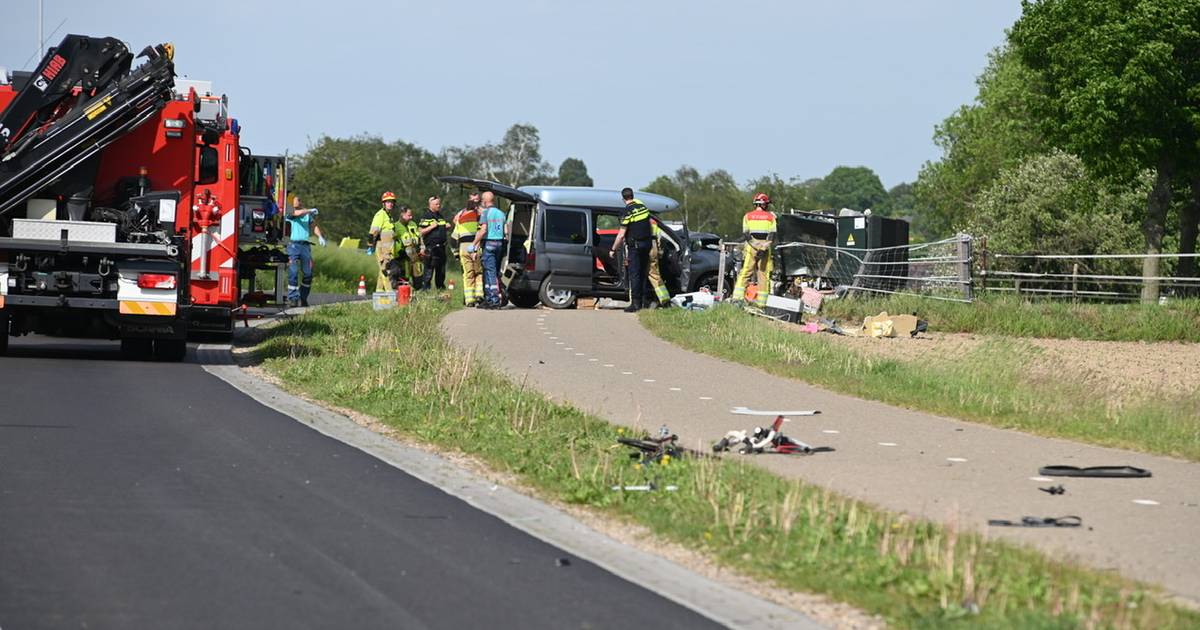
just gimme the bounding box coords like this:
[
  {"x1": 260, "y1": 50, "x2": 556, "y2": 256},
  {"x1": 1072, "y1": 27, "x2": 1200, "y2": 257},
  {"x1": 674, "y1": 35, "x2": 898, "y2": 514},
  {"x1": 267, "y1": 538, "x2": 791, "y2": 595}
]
[{"x1": 290, "y1": 0, "x2": 1197, "y2": 301}]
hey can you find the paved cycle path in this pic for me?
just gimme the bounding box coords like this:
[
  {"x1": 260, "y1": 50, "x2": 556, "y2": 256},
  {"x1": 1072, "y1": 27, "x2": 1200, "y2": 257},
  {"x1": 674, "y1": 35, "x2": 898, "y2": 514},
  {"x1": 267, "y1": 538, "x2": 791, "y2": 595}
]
[{"x1": 444, "y1": 307, "x2": 1200, "y2": 605}]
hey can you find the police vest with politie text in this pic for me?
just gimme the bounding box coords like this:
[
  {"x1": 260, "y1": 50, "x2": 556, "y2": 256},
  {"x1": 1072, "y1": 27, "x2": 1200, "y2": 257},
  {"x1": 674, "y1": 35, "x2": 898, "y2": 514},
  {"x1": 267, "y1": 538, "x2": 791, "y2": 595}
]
[{"x1": 621, "y1": 199, "x2": 652, "y2": 240}]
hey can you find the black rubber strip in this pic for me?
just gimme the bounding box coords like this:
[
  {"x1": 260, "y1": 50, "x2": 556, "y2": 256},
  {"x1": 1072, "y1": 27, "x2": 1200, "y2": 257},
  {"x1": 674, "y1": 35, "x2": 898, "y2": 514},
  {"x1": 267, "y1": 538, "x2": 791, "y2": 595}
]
[
  {"x1": 988, "y1": 515, "x2": 1082, "y2": 528},
  {"x1": 1039, "y1": 465, "x2": 1151, "y2": 478}
]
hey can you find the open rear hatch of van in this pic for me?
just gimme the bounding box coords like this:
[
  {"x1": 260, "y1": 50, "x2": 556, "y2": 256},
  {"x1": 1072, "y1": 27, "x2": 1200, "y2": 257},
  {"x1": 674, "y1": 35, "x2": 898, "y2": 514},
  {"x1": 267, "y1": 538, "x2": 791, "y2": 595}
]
[{"x1": 437, "y1": 176, "x2": 536, "y2": 288}]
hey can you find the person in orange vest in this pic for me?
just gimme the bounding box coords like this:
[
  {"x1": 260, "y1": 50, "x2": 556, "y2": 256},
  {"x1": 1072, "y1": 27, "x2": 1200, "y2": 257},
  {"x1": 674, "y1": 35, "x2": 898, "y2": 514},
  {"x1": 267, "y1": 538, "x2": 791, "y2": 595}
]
[
  {"x1": 452, "y1": 192, "x2": 484, "y2": 306},
  {"x1": 732, "y1": 192, "x2": 776, "y2": 307}
]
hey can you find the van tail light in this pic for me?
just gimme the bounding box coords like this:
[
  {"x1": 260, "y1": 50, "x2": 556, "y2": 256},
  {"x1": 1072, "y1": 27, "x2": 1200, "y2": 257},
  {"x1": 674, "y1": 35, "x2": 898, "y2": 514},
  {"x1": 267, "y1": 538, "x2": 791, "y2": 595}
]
[
  {"x1": 137, "y1": 272, "x2": 177, "y2": 290},
  {"x1": 525, "y1": 247, "x2": 535, "y2": 271}
]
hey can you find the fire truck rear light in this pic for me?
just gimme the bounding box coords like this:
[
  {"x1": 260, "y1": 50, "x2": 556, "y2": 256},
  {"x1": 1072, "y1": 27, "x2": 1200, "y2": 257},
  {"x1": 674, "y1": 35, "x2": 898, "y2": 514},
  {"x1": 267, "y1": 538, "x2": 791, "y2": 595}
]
[
  {"x1": 137, "y1": 273, "x2": 177, "y2": 290},
  {"x1": 163, "y1": 119, "x2": 185, "y2": 128}
]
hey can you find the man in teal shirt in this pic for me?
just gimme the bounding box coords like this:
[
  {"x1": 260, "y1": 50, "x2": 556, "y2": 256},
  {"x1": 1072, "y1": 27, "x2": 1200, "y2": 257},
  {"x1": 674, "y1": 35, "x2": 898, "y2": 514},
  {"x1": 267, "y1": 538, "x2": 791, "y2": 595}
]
[
  {"x1": 286, "y1": 194, "x2": 326, "y2": 307},
  {"x1": 471, "y1": 191, "x2": 508, "y2": 309}
]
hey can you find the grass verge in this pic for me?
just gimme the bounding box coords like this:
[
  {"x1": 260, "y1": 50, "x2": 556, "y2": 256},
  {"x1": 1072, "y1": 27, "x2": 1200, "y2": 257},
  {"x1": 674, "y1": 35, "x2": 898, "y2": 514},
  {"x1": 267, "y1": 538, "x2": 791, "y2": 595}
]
[
  {"x1": 816, "y1": 294, "x2": 1200, "y2": 342},
  {"x1": 252, "y1": 298, "x2": 1198, "y2": 628},
  {"x1": 641, "y1": 306, "x2": 1200, "y2": 461}
]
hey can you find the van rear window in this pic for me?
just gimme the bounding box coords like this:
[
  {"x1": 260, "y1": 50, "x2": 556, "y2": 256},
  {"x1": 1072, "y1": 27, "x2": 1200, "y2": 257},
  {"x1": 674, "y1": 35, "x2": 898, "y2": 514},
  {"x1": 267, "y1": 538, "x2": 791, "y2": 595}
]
[{"x1": 544, "y1": 209, "x2": 587, "y2": 244}]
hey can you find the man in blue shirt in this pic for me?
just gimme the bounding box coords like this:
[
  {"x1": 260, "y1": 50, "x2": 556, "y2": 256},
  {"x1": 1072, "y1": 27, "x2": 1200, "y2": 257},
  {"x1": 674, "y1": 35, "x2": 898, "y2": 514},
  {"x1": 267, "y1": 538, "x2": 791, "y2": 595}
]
[
  {"x1": 285, "y1": 194, "x2": 326, "y2": 307},
  {"x1": 470, "y1": 191, "x2": 508, "y2": 309}
]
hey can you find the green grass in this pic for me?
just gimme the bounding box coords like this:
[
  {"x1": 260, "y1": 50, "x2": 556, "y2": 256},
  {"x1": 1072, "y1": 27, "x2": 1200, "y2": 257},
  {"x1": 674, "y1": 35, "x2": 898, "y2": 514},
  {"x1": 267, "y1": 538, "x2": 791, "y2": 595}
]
[
  {"x1": 252, "y1": 298, "x2": 1198, "y2": 629},
  {"x1": 642, "y1": 306, "x2": 1200, "y2": 461},
  {"x1": 817, "y1": 294, "x2": 1200, "y2": 342},
  {"x1": 311, "y1": 245, "x2": 378, "y2": 294}
]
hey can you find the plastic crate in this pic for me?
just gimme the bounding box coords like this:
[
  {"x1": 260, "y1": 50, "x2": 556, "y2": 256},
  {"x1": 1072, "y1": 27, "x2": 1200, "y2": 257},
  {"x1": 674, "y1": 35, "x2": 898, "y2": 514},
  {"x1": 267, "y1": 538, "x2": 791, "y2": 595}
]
[{"x1": 372, "y1": 291, "x2": 396, "y2": 310}]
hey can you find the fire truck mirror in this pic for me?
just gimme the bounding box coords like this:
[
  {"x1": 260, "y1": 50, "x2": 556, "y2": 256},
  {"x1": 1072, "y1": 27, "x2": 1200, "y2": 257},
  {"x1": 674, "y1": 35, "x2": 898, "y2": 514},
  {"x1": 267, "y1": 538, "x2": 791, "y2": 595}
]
[{"x1": 196, "y1": 146, "x2": 218, "y2": 185}]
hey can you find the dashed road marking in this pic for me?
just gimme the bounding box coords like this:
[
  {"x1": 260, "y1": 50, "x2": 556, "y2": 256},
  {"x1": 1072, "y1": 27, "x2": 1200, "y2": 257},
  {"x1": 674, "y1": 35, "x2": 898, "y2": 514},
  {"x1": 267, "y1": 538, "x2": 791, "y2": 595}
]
[
  {"x1": 622, "y1": 371, "x2": 634, "y2": 375},
  {"x1": 588, "y1": 358, "x2": 598, "y2": 362},
  {"x1": 878, "y1": 442, "x2": 898, "y2": 447},
  {"x1": 1133, "y1": 499, "x2": 1160, "y2": 506},
  {"x1": 555, "y1": 342, "x2": 564, "y2": 345},
  {"x1": 643, "y1": 379, "x2": 656, "y2": 383},
  {"x1": 603, "y1": 364, "x2": 614, "y2": 367},
  {"x1": 947, "y1": 457, "x2": 968, "y2": 463},
  {"x1": 669, "y1": 387, "x2": 681, "y2": 391},
  {"x1": 565, "y1": 347, "x2": 574, "y2": 351},
  {"x1": 549, "y1": 336, "x2": 558, "y2": 339},
  {"x1": 699, "y1": 396, "x2": 713, "y2": 400},
  {"x1": 1029, "y1": 476, "x2": 1054, "y2": 482},
  {"x1": 822, "y1": 430, "x2": 839, "y2": 434},
  {"x1": 575, "y1": 353, "x2": 585, "y2": 356}
]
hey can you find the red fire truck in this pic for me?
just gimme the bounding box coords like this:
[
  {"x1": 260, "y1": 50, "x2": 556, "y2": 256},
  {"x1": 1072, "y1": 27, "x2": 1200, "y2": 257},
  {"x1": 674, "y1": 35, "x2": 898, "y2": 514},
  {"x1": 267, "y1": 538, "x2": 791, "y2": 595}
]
[{"x1": 0, "y1": 35, "x2": 287, "y2": 360}]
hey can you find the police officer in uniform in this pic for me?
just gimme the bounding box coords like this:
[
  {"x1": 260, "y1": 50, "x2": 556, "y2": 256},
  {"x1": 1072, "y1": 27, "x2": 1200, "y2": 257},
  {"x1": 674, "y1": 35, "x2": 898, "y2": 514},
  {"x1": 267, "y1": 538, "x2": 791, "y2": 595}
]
[
  {"x1": 418, "y1": 195, "x2": 451, "y2": 290},
  {"x1": 609, "y1": 187, "x2": 653, "y2": 313}
]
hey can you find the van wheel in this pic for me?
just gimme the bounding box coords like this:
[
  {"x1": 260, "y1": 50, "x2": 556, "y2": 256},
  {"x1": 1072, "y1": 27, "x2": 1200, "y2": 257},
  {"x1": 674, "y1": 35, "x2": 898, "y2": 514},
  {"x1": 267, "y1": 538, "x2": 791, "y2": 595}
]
[
  {"x1": 509, "y1": 290, "x2": 540, "y2": 309},
  {"x1": 538, "y1": 279, "x2": 577, "y2": 309}
]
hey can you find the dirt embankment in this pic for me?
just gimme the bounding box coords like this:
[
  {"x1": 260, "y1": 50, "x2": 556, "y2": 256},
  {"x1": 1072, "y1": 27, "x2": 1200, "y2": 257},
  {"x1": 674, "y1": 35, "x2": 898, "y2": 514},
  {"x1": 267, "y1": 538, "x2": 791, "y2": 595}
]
[{"x1": 824, "y1": 331, "x2": 1200, "y2": 405}]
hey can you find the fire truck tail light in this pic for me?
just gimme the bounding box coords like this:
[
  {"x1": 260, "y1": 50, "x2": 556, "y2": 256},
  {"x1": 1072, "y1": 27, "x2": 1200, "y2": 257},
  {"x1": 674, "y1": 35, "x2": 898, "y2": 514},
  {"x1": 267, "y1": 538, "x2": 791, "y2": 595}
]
[{"x1": 137, "y1": 273, "x2": 177, "y2": 290}]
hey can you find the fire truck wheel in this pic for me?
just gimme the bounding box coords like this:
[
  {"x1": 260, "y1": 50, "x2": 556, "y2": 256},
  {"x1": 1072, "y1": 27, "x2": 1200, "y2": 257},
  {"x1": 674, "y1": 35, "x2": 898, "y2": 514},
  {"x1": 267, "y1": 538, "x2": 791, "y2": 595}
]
[
  {"x1": 153, "y1": 339, "x2": 187, "y2": 362},
  {"x1": 120, "y1": 338, "x2": 154, "y2": 360}
]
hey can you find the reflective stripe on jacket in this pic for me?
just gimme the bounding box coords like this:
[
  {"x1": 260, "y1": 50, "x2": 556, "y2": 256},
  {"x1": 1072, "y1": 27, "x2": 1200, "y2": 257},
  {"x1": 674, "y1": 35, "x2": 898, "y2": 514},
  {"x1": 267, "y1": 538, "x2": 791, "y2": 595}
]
[{"x1": 742, "y1": 209, "x2": 777, "y2": 237}]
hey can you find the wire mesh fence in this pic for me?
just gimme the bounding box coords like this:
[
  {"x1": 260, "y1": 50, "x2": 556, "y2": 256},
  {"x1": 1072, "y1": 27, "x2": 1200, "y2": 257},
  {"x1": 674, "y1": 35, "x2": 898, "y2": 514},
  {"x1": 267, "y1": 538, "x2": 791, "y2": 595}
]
[{"x1": 774, "y1": 234, "x2": 975, "y2": 302}]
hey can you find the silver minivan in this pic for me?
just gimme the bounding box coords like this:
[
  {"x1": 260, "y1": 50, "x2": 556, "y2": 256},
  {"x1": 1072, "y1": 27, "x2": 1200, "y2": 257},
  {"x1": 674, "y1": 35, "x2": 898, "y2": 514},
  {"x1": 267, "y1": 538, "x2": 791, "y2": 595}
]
[{"x1": 438, "y1": 176, "x2": 690, "y2": 309}]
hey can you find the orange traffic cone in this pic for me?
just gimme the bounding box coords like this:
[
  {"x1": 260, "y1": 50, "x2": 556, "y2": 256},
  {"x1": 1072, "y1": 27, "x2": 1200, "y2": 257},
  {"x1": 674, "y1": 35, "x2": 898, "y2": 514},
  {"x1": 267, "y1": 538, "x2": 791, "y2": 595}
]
[{"x1": 357, "y1": 275, "x2": 367, "y2": 296}]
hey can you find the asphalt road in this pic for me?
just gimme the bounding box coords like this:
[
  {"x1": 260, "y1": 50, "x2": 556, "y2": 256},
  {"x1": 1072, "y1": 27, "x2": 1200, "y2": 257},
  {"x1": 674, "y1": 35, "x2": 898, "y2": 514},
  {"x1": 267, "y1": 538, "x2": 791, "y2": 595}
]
[
  {"x1": 443, "y1": 307, "x2": 1200, "y2": 605},
  {"x1": 0, "y1": 334, "x2": 721, "y2": 629}
]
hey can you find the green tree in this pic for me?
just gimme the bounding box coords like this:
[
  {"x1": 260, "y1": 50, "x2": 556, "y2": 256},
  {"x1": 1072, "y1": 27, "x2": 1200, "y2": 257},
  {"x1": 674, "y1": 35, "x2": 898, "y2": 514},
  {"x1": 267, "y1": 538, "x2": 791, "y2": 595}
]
[
  {"x1": 876, "y1": 182, "x2": 917, "y2": 218},
  {"x1": 451, "y1": 123, "x2": 553, "y2": 187},
  {"x1": 970, "y1": 150, "x2": 1144, "y2": 277},
  {"x1": 644, "y1": 166, "x2": 744, "y2": 236},
  {"x1": 913, "y1": 46, "x2": 1046, "y2": 241},
  {"x1": 1009, "y1": 0, "x2": 1200, "y2": 301},
  {"x1": 290, "y1": 134, "x2": 447, "y2": 240},
  {"x1": 556, "y1": 157, "x2": 593, "y2": 186},
  {"x1": 743, "y1": 174, "x2": 821, "y2": 214},
  {"x1": 810, "y1": 166, "x2": 887, "y2": 211}
]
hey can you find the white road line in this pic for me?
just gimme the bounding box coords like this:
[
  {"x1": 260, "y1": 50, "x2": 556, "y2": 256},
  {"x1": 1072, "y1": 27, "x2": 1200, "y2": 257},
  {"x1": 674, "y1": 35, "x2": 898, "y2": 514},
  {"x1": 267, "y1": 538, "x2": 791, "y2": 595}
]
[
  {"x1": 669, "y1": 387, "x2": 681, "y2": 391},
  {"x1": 822, "y1": 430, "x2": 839, "y2": 434},
  {"x1": 555, "y1": 342, "x2": 564, "y2": 345},
  {"x1": 878, "y1": 442, "x2": 898, "y2": 447},
  {"x1": 575, "y1": 353, "x2": 585, "y2": 356},
  {"x1": 699, "y1": 396, "x2": 713, "y2": 401},
  {"x1": 1029, "y1": 476, "x2": 1054, "y2": 482},
  {"x1": 643, "y1": 379, "x2": 656, "y2": 383},
  {"x1": 1133, "y1": 499, "x2": 1160, "y2": 506},
  {"x1": 588, "y1": 358, "x2": 598, "y2": 362},
  {"x1": 565, "y1": 347, "x2": 574, "y2": 351},
  {"x1": 549, "y1": 336, "x2": 558, "y2": 340},
  {"x1": 946, "y1": 457, "x2": 968, "y2": 463},
  {"x1": 603, "y1": 364, "x2": 614, "y2": 367},
  {"x1": 622, "y1": 371, "x2": 634, "y2": 375}
]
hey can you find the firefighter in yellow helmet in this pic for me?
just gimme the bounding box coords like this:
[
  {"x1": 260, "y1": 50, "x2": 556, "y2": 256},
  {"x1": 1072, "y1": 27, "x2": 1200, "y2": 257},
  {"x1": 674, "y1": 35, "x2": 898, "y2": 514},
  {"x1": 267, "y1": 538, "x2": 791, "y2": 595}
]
[
  {"x1": 645, "y1": 219, "x2": 671, "y2": 307},
  {"x1": 732, "y1": 192, "x2": 776, "y2": 307},
  {"x1": 369, "y1": 191, "x2": 398, "y2": 292},
  {"x1": 397, "y1": 205, "x2": 425, "y2": 289},
  {"x1": 451, "y1": 192, "x2": 484, "y2": 306}
]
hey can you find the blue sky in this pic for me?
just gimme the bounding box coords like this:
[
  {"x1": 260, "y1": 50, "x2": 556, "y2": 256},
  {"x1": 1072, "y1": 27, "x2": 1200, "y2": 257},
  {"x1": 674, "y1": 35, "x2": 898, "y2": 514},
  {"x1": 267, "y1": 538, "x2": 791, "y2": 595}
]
[{"x1": 2, "y1": 1, "x2": 1021, "y2": 189}]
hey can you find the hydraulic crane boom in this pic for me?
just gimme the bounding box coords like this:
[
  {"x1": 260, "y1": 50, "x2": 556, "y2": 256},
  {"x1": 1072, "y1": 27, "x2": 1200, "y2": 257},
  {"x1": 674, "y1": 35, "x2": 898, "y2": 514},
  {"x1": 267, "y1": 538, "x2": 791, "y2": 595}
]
[{"x1": 0, "y1": 35, "x2": 175, "y2": 218}]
